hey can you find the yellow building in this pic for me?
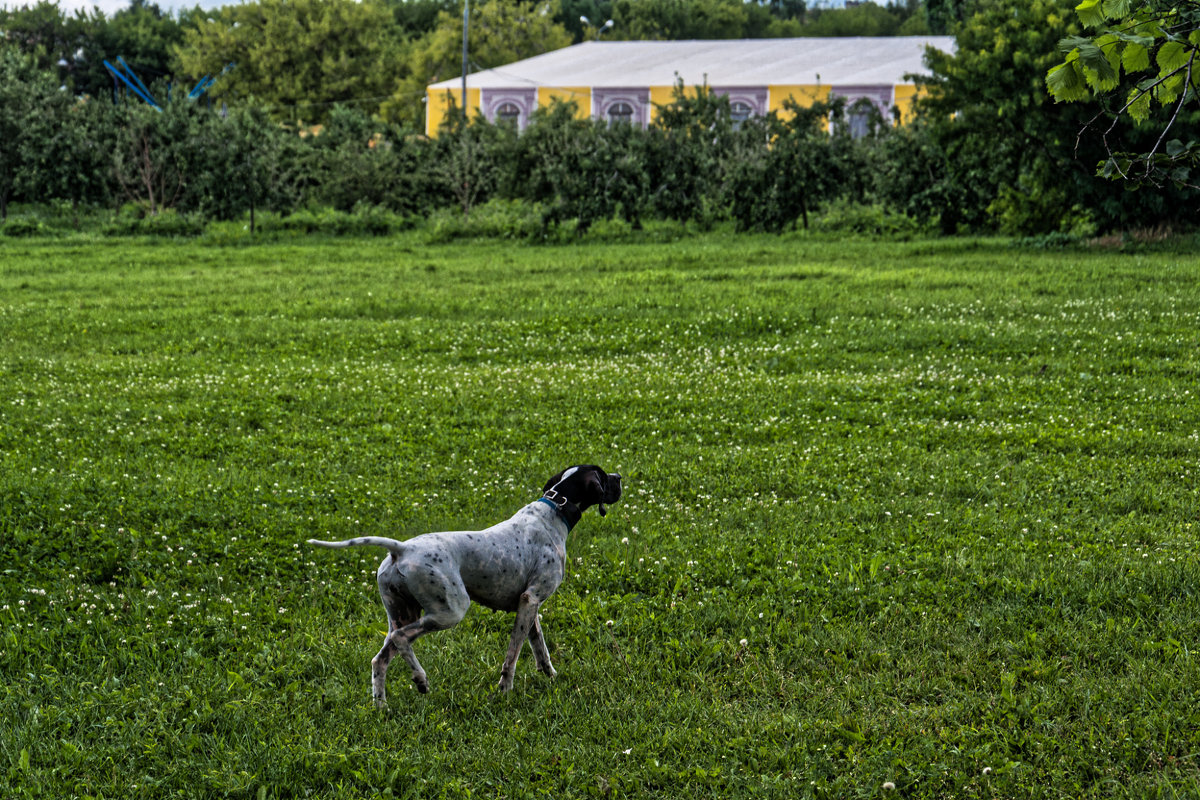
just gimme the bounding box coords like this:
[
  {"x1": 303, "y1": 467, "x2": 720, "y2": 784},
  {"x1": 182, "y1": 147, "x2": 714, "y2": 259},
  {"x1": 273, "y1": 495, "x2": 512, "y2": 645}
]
[{"x1": 425, "y1": 36, "x2": 955, "y2": 137}]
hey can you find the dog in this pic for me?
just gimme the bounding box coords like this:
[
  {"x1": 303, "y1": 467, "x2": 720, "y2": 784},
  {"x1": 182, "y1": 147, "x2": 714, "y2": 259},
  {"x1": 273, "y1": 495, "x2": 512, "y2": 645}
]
[{"x1": 308, "y1": 465, "x2": 622, "y2": 704}]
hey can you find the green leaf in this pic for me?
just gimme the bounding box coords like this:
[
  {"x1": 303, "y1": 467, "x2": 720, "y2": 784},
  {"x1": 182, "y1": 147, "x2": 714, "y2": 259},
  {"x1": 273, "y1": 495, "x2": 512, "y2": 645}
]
[
  {"x1": 1121, "y1": 41, "x2": 1151, "y2": 72},
  {"x1": 1127, "y1": 85, "x2": 1152, "y2": 122},
  {"x1": 1101, "y1": 0, "x2": 1131, "y2": 19},
  {"x1": 1165, "y1": 139, "x2": 1186, "y2": 158},
  {"x1": 1157, "y1": 41, "x2": 1187, "y2": 74},
  {"x1": 1155, "y1": 72, "x2": 1184, "y2": 106},
  {"x1": 1074, "y1": 40, "x2": 1113, "y2": 77},
  {"x1": 1098, "y1": 156, "x2": 1132, "y2": 179},
  {"x1": 1076, "y1": 0, "x2": 1106, "y2": 28},
  {"x1": 1058, "y1": 35, "x2": 1093, "y2": 54},
  {"x1": 1094, "y1": 33, "x2": 1124, "y2": 90},
  {"x1": 1047, "y1": 62, "x2": 1091, "y2": 101}
]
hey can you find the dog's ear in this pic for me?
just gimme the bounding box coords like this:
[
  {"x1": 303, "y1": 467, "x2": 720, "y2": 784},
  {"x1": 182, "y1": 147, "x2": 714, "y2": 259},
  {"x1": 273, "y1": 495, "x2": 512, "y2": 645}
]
[
  {"x1": 542, "y1": 470, "x2": 566, "y2": 494},
  {"x1": 584, "y1": 469, "x2": 604, "y2": 498},
  {"x1": 543, "y1": 466, "x2": 580, "y2": 494},
  {"x1": 582, "y1": 467, "x2": 609, "y2": 515}
]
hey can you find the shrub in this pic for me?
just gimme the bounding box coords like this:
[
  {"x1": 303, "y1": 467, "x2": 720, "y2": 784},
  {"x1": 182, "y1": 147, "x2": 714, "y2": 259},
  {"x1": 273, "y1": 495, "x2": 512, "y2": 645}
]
[
  {"x1": 257, "y1": 204, "x2": 416, "y2": 237},
  {"x1": 0, "y1": 217, "x2": 45, "y2": 237},
  {"x1": 103, "y1": 207, "x2": 206, "y2": 237},
  {"x1": 815, "y1": 199, "x2": 925, "y2": 238},
  {"x1": 425, "y1": 198, "x2": 543, "y2": 243}
]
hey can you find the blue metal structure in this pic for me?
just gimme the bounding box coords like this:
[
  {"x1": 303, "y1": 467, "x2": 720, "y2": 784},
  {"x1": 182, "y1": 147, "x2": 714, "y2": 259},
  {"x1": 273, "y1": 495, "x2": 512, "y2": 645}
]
[
  {"x1": 104, "y1": 57, "x2": 160, "y2": 109},
  {"x1": 104, "y1": 58, "x2": 236, "y2": 109},
  {"x1": 188, "y1": 62, "x2": 237, "y2": 101}
]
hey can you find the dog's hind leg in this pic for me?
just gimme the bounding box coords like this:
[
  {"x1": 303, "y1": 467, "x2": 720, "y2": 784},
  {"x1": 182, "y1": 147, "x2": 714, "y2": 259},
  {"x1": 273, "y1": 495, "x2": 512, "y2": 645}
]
[
  {"x1": 528, "y1": 613, "x2": 556, "y2": 679},
  {"x1": 373, "y1": 619, "x2": 436, "y2": 702},
  {"x1": 373, "y1": 582, "x2": 469, "y2": 702}
]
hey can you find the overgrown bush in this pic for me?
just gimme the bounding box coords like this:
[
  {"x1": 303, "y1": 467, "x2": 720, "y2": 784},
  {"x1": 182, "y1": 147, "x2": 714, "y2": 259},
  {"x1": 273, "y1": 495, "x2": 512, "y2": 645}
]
[
  {"x1": 514, "y1": 102, "x2": 651, "y2": 235},
  {"x1": 0, "y1": 216, "x2": 45, "y2": 237},
  {"x1": 425, "y1": 198, "x2": 543, "y2": 242},
  {"x1": 815, "y1": 199, "x2": 924, "y2": 238},
  {"x1": 258, "y1": 204, "x2": 417, "y2": 236},
  {"x1": 302, "y1": 106, "x2": 440, "y2": 216},
  {"x1": 103, "y1": 206, "x2": 207, "y2": 237}
]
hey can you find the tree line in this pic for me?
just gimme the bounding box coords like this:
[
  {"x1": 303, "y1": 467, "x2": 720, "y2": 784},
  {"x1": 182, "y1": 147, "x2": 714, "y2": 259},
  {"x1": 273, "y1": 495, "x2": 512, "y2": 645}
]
[
  {"x1": 1, "y1": 0, "x2": 1196, "y2": 237},
  {"x1": 0, "y1": 0, "x2": 933, "y2": 128}
]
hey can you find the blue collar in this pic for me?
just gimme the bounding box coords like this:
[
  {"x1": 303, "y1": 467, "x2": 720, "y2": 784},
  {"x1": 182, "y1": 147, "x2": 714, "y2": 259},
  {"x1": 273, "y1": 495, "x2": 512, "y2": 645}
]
[{"x1": 538, "y1": 496, "x2": 579, "y2": 531}]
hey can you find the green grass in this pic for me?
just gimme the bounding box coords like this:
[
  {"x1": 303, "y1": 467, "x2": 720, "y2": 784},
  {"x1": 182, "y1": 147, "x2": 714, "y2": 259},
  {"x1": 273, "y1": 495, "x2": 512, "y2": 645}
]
[{"x1": 2, "y1": 232, "x2": 1199, "y2": 799}]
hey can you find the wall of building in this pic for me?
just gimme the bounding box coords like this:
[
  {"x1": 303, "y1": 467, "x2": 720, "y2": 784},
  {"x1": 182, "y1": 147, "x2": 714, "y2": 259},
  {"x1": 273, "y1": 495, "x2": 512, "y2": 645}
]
[
  {"x1": 425, "y1": 87, "x2": 481, "y2": 137},
  {"x1": 425, "y1": 82, "x2": 923, "y2": 135}
]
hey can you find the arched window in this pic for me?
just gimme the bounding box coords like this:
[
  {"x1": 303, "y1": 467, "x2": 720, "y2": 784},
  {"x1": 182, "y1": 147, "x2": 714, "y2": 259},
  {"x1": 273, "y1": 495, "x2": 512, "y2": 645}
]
[
  {"x1": 730, "y1": 100, "x2": 753, "y2": 129},
  {"x1": 607, "y1": 101, "x2": 635, "y2": 125},
  {"x1": 496, "y1": 102, "x2": 521, "y2": 127},
  {"x1": 845, "y1": 97, "x2": 882, "y2": 139}
]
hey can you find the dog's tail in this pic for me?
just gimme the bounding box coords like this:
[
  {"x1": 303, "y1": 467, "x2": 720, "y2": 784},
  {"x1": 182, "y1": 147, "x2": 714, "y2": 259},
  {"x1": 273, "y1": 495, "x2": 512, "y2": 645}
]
[{"x1": 307, "y1": 537, "x2": 407, "y2": 557}]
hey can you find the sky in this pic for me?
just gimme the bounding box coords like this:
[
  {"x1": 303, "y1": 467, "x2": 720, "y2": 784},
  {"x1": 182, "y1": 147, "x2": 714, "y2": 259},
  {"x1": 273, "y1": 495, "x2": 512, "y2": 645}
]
[
  {"x1": 34, "y1": 0, "x2": 852, "y2": 20},
  {"x1": 20, "y1": 0, "x2": 231, "y2": 17}
]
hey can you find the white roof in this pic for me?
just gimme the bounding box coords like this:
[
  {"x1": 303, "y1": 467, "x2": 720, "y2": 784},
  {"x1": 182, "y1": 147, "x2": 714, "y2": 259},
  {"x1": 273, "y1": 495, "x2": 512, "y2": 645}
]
[{"x1": 428, "y1": 37, "x2": 956, "y2": 91}]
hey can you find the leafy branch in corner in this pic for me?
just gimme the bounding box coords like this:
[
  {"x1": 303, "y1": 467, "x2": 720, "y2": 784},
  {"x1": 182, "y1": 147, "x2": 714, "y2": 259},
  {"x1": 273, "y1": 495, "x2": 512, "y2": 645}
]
[{"x1": 1046, "y1": 0, "x2": 1200, "y2": 188}]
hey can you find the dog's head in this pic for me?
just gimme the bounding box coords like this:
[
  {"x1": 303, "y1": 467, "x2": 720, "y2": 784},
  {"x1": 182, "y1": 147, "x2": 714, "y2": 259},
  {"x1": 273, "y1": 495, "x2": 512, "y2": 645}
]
[{"x1": 542, "y1": 465, "x2": 623, "y2": 518}]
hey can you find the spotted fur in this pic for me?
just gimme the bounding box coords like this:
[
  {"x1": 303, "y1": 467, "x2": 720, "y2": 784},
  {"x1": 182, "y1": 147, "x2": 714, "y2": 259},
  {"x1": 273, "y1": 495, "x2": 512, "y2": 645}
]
[{"x1": 309, "y1": 465, "x2": 622, "y2": 703}]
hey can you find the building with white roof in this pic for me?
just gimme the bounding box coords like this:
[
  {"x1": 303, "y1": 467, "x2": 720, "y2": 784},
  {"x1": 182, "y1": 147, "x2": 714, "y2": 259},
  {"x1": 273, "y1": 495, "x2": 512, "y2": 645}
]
[{"x1": 425, "y1": 36, "x2": 955, "y2": 136}]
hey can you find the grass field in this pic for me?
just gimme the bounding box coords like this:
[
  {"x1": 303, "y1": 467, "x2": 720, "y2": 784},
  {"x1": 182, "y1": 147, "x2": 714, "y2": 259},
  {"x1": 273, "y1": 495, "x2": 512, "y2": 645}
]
[{"x1": 2, "y1": 232, "x2": 1199, "y2": 799}]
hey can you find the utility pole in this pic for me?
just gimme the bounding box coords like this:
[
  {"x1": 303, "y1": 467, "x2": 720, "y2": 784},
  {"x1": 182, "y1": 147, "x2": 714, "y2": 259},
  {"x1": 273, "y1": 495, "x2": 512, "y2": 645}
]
[{"x1": 461, "y1": 0, "x2": 470, "y2": 119}]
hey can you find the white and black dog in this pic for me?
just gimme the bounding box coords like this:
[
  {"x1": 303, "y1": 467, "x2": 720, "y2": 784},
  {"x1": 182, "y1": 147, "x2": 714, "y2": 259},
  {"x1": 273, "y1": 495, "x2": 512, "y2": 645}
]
[{"x1": 309, "y1": 465, "x2": 622, "y2": 704}]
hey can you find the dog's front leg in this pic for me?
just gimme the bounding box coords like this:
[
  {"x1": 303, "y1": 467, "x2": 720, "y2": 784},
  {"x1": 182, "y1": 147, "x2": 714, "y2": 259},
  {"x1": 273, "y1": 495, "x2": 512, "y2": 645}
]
[{"x1": 498, "y1": 592, "x2": 541, "y2": 692}]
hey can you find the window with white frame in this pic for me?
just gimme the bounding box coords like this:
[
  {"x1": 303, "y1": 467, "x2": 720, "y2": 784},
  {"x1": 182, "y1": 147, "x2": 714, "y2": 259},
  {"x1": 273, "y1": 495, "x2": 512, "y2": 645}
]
[
  {"x1": 730, "y1": 100, "x2": 753, "y2": 129},
  {"x1": 495, "y1": 102, "x2": 521, "y2": 127},
  {"x1": 607, "y1": 101, "x2": 635, "y2": 125}
]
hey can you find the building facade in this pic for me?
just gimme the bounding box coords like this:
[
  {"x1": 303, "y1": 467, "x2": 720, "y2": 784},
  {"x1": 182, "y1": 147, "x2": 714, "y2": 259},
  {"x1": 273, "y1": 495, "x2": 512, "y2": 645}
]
[{"x1": 425, "y1": 37, "x2": 954, "y2": 137}]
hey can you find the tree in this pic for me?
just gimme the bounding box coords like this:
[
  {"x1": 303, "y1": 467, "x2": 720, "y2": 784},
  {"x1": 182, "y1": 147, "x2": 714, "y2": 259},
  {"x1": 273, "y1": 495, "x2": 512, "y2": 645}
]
[
  {"x1": 22, "y1": 95, "x2": 118, "y2": 226},
  {"x1": 0, "y1": 49, "x2": 60, "y2": 219},
  {"x1": 799, "y1": 2, "x2": 919, "y2": 37},
  {"x1": 725, "y1": 97, "x2": 853, "y2": 232},
  {"x1": 381, "y1": 0, "x2": 572, "y2": 128},
  {"x1": 869, "y1": 116, "x2": 975, "y2": 233},
  {"x1": 1046, "y1": 0, "x2": 1200, "y2": 188},
  {"x1": 556, "y1": 0, "x2": 614, "y2": 42},
  {"x1": 191, "y1": 106, "x2": 295, "y2": 229},
  {"x1": 111, "y1": 100, "x2": 189, "y2": 215},
  {"x1": 299, "y1": 105, "x2": 441, "y2": 215},
  {"x1": 924, "y1": 0, "x2": 971, "y2": 34},
  {"x1": 646, "y1": 80, "x2": 738, "y2": 226},
  {"x1": 75, "y1": 0, "x2": 185, "y2": 102},
  {"x1": 514, "y1": 100, "x2": 649, "y2": 233},
  {"x1": 910, "y1": 0, "x2": 1193, "y2": 234},
  {"x1": 0, "y1": 1, "x2": 89, "y2": 81},
  {"x1": 388, "y1": 0, "x2": 457, "y2": 36},
  {"x1": 431, "y1": 109, "x2": 516, "y2": 219},
  {"x1": 173, "y1": 0, "x2": 406, "y2": 125},
  {"x1": 611, "y1": 0, "x2": 751, "y2": 39}
]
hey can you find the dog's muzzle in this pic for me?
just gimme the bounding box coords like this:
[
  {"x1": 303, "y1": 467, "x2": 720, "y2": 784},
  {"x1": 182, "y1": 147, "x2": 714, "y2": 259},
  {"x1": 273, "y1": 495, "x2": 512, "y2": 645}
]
[{"x1": 598, "y1": 473, "x2": 623, "y2": 517}]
